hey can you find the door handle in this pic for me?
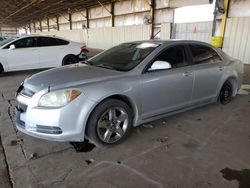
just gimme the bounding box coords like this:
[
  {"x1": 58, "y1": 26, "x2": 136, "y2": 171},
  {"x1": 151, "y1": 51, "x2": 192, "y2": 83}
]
[
  {"x1": 183, "y1": 71, "x2": 193, "y2": 77},
  {"x1": 218, "y1": 66, "x2": 224, "y2": 71}
]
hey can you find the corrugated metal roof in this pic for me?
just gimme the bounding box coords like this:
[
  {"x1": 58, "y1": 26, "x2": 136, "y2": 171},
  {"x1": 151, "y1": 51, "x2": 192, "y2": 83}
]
[{"x1": 0, "y1": 0, "x2": 112, "y2": 26}]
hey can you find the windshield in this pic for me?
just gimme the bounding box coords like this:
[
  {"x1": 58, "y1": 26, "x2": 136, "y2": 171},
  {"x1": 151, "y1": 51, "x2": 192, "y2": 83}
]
[
  {"x1": 0, "y1": 38, "x2": 15, "y2": 47},
  {"x1": 88, "y1": 42, "x2": 160, "y2": 71}
]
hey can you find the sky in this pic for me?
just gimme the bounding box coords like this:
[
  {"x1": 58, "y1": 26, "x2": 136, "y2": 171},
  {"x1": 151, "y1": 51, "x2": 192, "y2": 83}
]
[{"x1": 174, "y1": 2, "x2": 216, "y2": 23}]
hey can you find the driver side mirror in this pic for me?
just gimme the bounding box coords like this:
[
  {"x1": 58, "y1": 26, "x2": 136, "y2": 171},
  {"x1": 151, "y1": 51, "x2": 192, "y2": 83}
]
[
  {"x1": 9, "y1": 44, "x2": 15, "y2": 50},
  {"x1": 148, "y1": 60, "x2": 172, "y2": 71}
]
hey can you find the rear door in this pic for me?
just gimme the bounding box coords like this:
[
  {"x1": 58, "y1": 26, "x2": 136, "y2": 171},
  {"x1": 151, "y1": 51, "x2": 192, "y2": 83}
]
[
  {"x1": 188, "y1": 44, "x2": 224, "y2": 103},
  {"x1": 141, "y1": 45, "x2": 194, "y2": 119},
  {"x1": 37, "y1": 37, "x2": 68, "y2": 68},
  {"x1": 5, "y1": 37, "x2": 39, "y2": 70}
]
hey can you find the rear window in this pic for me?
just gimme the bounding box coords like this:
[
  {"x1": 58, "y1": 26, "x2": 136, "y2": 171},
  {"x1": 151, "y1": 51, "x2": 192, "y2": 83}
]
[
  {"x1": 57, "y1": 38, "x2": 69, "y2": 45},
  {"x1": 37, "y1": 37, "x2": 69, "y2": 47},
  {"x1": 189, "y1": 44, "x2": 222, "y2": 65}
]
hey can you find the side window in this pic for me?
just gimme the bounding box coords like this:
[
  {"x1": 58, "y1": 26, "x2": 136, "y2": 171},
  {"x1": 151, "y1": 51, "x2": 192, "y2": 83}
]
[
  {"x1": 37, "y1": 37, "x2": 59, "y2": 47},
  {"x1": 13, "y1": 38, "x2": 35, "y2": 49},
  {"x1": 210, "y1": 48, "x2": 222, "y2": 62},
  {"x1": 56, "y1": 39, "x2": 69, "y2": 45},
  {"x1": 154, "y1": 46, "x2": 188, "y2": 69},
  {"x1": 189, "y1": 45, "x2": 222, "y2": 65}
]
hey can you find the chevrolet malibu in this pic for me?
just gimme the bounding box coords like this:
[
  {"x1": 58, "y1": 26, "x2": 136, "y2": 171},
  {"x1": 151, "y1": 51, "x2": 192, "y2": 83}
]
[{"x1": 15, "y1": 40, "x2": 244, "y2": 146}]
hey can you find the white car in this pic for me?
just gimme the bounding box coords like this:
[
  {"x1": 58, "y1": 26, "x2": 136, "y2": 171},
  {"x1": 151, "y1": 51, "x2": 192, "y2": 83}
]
[{"x1": 0, "y1": 35, "x2": 87, "y2": 72}]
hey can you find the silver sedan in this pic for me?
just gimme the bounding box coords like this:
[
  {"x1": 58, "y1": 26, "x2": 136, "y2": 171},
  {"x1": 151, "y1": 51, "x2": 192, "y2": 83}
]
[{"x1": 15, "y1": 40, "x2": 244, "y2": 146}]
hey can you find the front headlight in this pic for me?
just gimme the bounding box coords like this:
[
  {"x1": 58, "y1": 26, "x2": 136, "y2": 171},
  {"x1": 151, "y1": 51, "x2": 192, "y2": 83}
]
[{"x1": 38, "y1": 88, "x2": 81, "y2": 107}]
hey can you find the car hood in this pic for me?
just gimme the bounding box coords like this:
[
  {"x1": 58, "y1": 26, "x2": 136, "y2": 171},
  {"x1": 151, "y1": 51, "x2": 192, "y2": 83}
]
[{"x1": 24, "y1": 64, "x2": 123, "y2": 92}]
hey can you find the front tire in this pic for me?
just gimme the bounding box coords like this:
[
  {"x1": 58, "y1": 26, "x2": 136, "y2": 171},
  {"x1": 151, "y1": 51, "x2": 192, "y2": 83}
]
[
  {"x1": 219, "y1": 81, "x2": 233, "y2": 105},
  {"x1": 86, "y1": 99, "x2": 133, "y2": 146},
  {"x1": 0, "y1": 63, "x2": 4, "y2": 73},
  {"x1": 62, "y1": 55, "x2": 78, "y2": 66}
]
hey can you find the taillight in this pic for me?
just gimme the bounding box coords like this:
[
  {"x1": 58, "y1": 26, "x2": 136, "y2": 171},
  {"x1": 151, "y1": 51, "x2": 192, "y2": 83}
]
[{"x1": 80, "y1": 45, "x2": 89, "y2": 53}]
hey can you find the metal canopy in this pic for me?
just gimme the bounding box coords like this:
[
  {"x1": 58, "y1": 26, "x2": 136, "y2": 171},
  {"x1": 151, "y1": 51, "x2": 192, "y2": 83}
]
[{"x1": 0, "y1": 0, "x2": 112, "y2": 26}]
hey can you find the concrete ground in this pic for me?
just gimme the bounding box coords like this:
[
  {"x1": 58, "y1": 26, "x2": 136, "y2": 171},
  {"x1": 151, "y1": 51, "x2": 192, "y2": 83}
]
[{"x1": 0, "y1": 62, "x2": 249, "y2": 188}]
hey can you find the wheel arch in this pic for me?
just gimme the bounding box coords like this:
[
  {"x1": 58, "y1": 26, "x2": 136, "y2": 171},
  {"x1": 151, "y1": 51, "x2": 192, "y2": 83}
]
[
  {"x1": 226, "y1": 77, "x2": 238, "y2": 96},
  {"x1": 104, "y1": 94, "x2": 138, "y2": 123},
  {"x1": 219, "y1": 76, "x2": 238, "y2": 97},
  {"x1": 0, "y1": 62, "x2": 5, "y2": 72},
  {"x1": 62, "y1": 54, "x2": 78, "y2": 65},
  {"x1": 85, "y1": 94, "x2": 139, "y2": 135}
]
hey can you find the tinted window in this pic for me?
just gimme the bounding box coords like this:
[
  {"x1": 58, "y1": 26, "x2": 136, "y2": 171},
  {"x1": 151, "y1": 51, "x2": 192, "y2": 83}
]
[
  {"x1": 37, "y1": 37, "x2": 68, "y2": 47},
  {"x1": 88, "y1": 42, "x2": 159, "y2": 71},
  {"x1": 189, "y1": 45, "x2": 222, "y2": 65},
  {"x1": 12, "y1": 38, "x2": 35, "y2": 49},
  {"x1": 154, "y1": 46, "x2": 188, "y2": 68},
  {"x1": 57, "y1": 38, "x2": 69, "y2": 45}
]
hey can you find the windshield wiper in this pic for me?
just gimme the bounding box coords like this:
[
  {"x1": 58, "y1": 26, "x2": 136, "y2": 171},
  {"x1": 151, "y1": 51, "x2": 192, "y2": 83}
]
[
  {"x1": 95, "y1": 64, "x2": 116, "y2": 70},
  {"x1": 82, "y1": 60, "x2": 92, "y2": 65}
]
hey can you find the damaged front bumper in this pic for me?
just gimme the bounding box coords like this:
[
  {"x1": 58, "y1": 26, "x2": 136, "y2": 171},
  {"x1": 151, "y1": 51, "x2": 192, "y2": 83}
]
[{"x1": 15, "y1": 87, "x2": 96, "y2": 142}]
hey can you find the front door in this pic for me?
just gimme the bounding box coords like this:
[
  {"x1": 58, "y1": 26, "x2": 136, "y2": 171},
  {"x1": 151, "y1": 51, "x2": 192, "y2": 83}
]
[
  {"x1": 141, "y1": 45, "x2": 194, "y2": 119},
  {"x1": 5, "y1": 37, "x2": 39, "y2": 70}
]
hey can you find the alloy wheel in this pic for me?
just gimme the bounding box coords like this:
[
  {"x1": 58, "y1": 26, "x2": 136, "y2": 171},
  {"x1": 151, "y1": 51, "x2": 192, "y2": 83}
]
[
  {"x1": 66, "y1": 56, "x2": 78, "y2": 65},
  {"x1": 97, "y1": 107, "x2": 129, "y2": 144}
]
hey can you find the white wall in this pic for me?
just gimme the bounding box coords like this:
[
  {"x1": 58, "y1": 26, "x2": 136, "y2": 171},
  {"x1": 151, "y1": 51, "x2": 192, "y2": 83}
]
[
  {"x1": 35, "y1": 29, "x2": 87, "y2": 43},
  {"x1": 35, "y1": 24, "x2": 158, "y2": 49},
  {"x1": 0, "y1": 25, "x2": 17, "y2": 36},
  {"x1": 173, "y1": 21, "x2": 213, "y2": 43},
  {"x1": 221, "y1": 0, "x2": 250, "y2": 64},
  {"x1": 223, "y1": 17, "x2": 250, "y2": 64},
  {"x1": 169, "y1": 0, "x2": 210, "y2": 8},
  {"x1": 229, "y1": 0, "x2": 250, "y2": 18},
  {"x1": 88, "y1": 25, "x2": 152, "y2": 49},
  {"x1": 161, "y1": 23, "x2": 171, "y2": 40}
]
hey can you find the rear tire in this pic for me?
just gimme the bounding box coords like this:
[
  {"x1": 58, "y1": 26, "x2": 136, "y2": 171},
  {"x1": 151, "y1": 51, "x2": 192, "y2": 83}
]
[
  {"x1": 62, "y1": 55, "x2": 78, "y2": 66},
  {"x1": 219, "y1": 81, "x2": 233, "y2": 105},
  {"x1": 0, "y1": 63, "x2": 4, "y2": 75},
  {"x1": 86, "y1": 99, "x2": 133, "y2": 146}
]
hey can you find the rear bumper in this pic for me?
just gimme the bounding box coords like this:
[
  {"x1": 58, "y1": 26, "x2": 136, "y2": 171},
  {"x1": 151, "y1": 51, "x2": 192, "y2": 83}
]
[{"x1": 78, "y1": 52, "x2": 88, "y2": 61}]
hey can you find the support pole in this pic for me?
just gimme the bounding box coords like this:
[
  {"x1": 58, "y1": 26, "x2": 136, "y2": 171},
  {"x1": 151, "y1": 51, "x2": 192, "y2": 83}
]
[
  {"x1": 146, "y1": 0, "x2": 155, "y2": 39},
  {"x1": 47, "y1": 17, "x2": 50, "y2": 31},
  {"x1": 111, "y1": 1, "x2": 115, "y2": 27},
  {"x1": 33, "y1": 22, "x2": 36, "y2": 32},
  {"x1": 56, "y1": 16, "x2": 60, "y2": 31},
  {"x1": 69, "y1": 12, "x2": 72, "y2": 30},
  {"x1": 220, "y1": 0, "x2": 230, "y2": 37},
  {"x1": 29, "y1": 23, "x2": 31, "y2": 33},
  {"x1": 86, "y1": 8, "x2": 89, "y2": 29},
  {"x1": 39, "y1": 20, "x2": 42, "y2": 32}
]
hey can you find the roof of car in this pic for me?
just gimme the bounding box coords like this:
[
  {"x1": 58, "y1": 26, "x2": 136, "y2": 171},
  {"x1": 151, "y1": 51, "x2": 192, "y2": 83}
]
[
  {"x1": 16, "y1": 35, "x2": 70, "y2": 42},
  {"x1": 19, "y1": 34, "x2": 58, "y2": 38},
  {"x1": 125, "y1": 39, "x2": 216, "y2": 49},
  {"x1": 128, "y1": 39, "x2": 211, "y2": 45}
]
